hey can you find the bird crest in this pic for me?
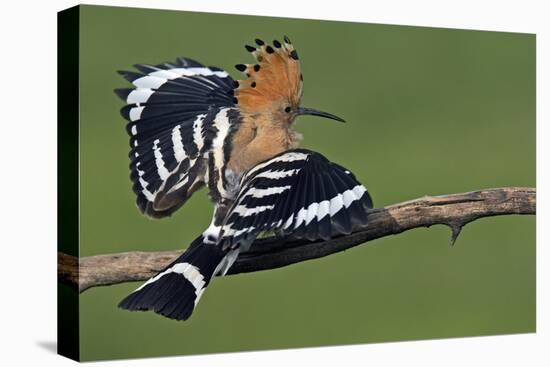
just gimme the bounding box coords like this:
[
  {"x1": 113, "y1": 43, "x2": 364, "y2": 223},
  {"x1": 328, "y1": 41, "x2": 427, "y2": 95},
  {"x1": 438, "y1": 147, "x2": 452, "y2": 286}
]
[{"x1": 233, "y1": 36, "x2": 303, "y2": 113}]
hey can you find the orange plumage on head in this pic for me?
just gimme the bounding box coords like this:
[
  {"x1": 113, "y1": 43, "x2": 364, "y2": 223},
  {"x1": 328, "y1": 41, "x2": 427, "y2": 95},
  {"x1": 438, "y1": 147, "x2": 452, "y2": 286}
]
[{"x1": 233, "y1": 36, "x2": 303, "y2": 115}]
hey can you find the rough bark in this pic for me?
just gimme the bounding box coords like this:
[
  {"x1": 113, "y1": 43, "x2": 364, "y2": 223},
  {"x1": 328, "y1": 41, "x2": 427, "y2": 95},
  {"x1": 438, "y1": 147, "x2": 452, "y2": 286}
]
[{"x1": 58, "y1": 187, "x2": 535, "y2": 292}]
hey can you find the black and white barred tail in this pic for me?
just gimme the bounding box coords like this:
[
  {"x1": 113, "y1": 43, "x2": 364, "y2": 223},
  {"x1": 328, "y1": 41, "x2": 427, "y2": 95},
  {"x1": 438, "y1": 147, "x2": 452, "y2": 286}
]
[
  {"x1": 119, "y1": 149, "x2": 373, "y2": 321},
  {"x1": 118, "y1": 235, "x2": 226, "y2": 321}
]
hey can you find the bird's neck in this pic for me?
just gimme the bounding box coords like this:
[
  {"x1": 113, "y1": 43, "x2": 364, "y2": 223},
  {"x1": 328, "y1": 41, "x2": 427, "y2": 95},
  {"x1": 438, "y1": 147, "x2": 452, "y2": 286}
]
[{"x1": 227, "y1": 114, "x2": 302, "y2": 176}]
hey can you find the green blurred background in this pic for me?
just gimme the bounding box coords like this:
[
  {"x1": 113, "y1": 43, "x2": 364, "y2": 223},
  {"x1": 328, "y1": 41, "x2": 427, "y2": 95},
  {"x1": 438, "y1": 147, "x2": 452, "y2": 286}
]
[{"x1": 76, "y1": 5, "x2": 535, "y2": 361}]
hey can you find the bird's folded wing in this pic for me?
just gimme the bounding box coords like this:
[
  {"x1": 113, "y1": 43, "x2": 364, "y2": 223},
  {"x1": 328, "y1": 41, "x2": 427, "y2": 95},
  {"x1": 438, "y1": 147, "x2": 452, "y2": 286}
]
[
  {"x1": 218, "y1": 149, "x2": 373, "y2": 249},
  {"x1": 115, "y1": 57, "x2": 237, "y2": 218}
]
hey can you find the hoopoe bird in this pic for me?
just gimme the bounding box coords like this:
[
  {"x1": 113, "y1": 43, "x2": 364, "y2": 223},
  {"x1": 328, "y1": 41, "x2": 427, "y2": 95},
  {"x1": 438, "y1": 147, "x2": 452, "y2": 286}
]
[{"x1": 115, "y1": 36, "x2": 373, "y2": 321}]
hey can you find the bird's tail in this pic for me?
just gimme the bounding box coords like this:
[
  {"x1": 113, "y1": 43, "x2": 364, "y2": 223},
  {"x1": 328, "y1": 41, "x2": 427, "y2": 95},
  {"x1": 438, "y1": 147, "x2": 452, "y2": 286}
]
[{"x1": 118, "y1": 235, "x2": 226, "y2": 321}]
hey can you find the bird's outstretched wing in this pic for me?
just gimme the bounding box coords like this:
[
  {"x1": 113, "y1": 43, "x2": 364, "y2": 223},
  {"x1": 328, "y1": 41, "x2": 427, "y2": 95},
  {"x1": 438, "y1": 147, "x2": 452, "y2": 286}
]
[
  {"x1": 218, "y1": 149, "x2": 373, "y2": 249},
  {"x1": 115, "y1": 57, "x2": 238, "y2": 218}
]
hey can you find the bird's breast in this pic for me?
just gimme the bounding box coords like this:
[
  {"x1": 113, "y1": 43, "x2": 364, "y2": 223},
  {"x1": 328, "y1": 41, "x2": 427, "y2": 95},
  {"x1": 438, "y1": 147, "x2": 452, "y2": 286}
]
[{"x1": 226, "y1": 116, "x2": 300, "y2": 178}]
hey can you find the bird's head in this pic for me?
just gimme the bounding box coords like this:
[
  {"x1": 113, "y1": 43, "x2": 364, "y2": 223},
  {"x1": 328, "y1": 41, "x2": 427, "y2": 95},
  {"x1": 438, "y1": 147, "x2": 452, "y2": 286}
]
[{"x1": 232, "y1": 36, "x2": 345, "y2": 128}]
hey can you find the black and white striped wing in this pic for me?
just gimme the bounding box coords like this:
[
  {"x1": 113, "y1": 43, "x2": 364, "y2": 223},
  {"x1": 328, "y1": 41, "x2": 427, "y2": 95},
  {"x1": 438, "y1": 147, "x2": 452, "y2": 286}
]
[
  {"x1": 115, "y1": 57, "x2": 237, "y2": 218},
  {"x1": 219, "y1": 149, "x2": 373, "y2": 248}
]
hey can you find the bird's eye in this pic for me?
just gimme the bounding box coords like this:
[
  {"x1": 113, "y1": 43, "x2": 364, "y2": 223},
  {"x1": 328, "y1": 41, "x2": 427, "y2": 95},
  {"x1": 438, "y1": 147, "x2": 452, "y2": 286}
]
[{"x1": 284, "y1": 106, "x2": 292, "y2": 113}]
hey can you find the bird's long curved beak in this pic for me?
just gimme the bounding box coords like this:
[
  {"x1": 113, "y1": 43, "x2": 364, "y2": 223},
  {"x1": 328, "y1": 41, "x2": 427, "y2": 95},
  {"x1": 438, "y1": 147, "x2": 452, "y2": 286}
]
[{"x1": 297, "y1": 107, "x2": 346, "y2": 123}]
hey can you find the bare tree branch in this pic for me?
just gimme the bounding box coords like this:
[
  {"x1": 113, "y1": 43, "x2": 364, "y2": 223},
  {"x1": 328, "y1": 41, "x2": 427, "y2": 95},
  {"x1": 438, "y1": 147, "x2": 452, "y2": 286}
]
[{"x1": 58, "y1": 187, "x2": 535, "y2": 292}]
